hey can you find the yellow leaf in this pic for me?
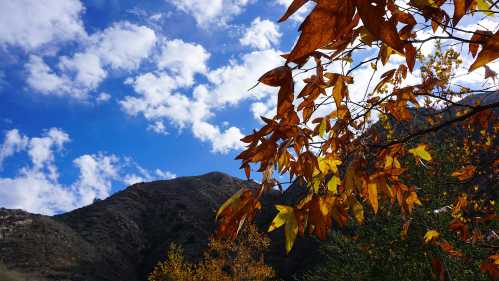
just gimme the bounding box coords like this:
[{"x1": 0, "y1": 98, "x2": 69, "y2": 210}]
[
  {"x1": 268, "y1": 205, "x2": 292, "y2": 232},
  {"x1": 318, "y1": 157, "x2": 342, "y2": 174},
  {"x1": 477, "y1": 0, "x2": 494, "y2": 16},
  {"x1": 351, "y1": 197, "x2": 364, "y2": 224},
  {"x1": 268, "y1": 205, "x2": 299, "y2": 254},
  {"x1": 333, "y1": 77, "x2": 344, "y2": 108},
  {"x1": 408, "y1": 144, "x2": 432, "y2": 161},
  {"x1": 319, "y1": 118, "x2": 327, "y2": 137},
  {"x1": 311, "y1": 176, "x2": 321, "y2": 193},
  {"x1": 424, "y1": 230, "x2": 440, "y2": 243},
  {"x1": 384, "y1": 155, "x2": 401, "y2": 169},
  {"x1": 327, "y1": 176, "x2": 341, "y2": 194},
  {"x1": 318, "y1": 157, "x2": 329, "y2": 174},
  {"x1": 284, "y1": 209, "x2": 298, "y2": 254},
  {"x1": 216, "y1": 188, "x2": 248, "y2": 220},
  {"x1": 344, "y1": 164, "x2": 356, "y2": 194},
  {"x1": 368, "y1": 182, "x2": 378, "y2": 214}
]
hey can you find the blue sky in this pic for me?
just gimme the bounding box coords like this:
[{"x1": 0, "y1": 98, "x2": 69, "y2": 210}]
[
  {"x1": 0, "y1": 0, "x2": 497, "y2": 215},
  {"x1": 0, "y1": 0, "x2": 312, "y2": 214}
]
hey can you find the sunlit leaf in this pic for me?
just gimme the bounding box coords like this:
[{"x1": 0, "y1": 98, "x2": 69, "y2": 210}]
[
  {"x1": 424, "y1": 230, "x2": 440, "y2": 243},
  {"x1": 408, "y1": 144, "x2": 432, "y2": 161}
]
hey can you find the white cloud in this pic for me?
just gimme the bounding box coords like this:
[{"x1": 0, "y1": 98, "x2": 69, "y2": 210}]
[
  {"x1": 0, "y1": 128, "x2": 175, "y2": 215},
  {"x1": 240, "y1": 17, "x2": 282, "y2": 50},
  {"x1": 0, "y1": 129, "x2": 28, "y2": 168},
  {"x1": 157, "y1": 39, "x2": 210, "y2": 87},
  {"x1": 204, "y1": 49, "x2": 284, "y2": 106},
  {"x1": 148, "y1": 121, "x2": 168, "y2": 135},
  {"x1": 97, "y1": 92, "x2": 111, "y2": 103},
  {"x1": 73, "y1": 154, "x2": 119, "y2": 206},
  {"x1": 192, "y1": 121, "x2": 244, "y2": 153},
  {"x1": 121, "y1": 45, "x2": 284, "y2": 153},
  {"x1": 27, "y1": 128, "x2": 70, "y2": 172},
  {"x1": 88, "y1": 22, "x2": 157, "y2": 70},
  {"x1": 26, "y1": 55, "x2": 72, "y2": 96},
  {"x1": 0, "y1": 0, "x2": 86, "y2": 50},
  {"x1": 168, "y1": 0, "x2": 251, "y2": 25},
  {"x1": 25, "y1": 22, "x2": 157, "y2": 99}
]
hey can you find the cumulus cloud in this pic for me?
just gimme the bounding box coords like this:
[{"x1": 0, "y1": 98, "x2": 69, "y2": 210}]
[
  {"x1": 0, "y1": 129, "x2": 28, "y2": 168},
  {"x1": 157, "y1": 39, "x2": 210, "y2": 87},
  {"x1": 121, "y1": 41, "x2": 284, "y2": 153},
  {"x1": 0, "y1": 0, "x2": 86, "y2": 50},
  {"x1": 0, "y1": 128, "x2": 175, "y2": 215},
  {"x1": 240, "y1": 17, "x2": 282, "y2": 50},
  {"x1": 25, "y1": 22, "x2": 157, "y2": 99},
  {"x1": 168, "y1": 0, "x2": 251, "y2": 25}
]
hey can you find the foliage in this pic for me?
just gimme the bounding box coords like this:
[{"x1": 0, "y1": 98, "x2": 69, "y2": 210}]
[
  {"x1": 300, "y1": 137, "x2": 495, "y2": 281},
  {"x1": 148, "y1": 224, "x2": 277, "y2": 281},
  {"x1": 214, "y1": 0, "x2": 498, "y2": 279}
]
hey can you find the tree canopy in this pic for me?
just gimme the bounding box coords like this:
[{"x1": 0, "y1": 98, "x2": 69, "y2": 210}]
[{"x1": 214, "y1": 0, "x2": 498, "y2": 279}]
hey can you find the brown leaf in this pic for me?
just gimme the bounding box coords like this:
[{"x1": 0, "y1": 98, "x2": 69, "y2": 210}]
[
  {"x1": 279, "y1": 0, "x2": 309, "y2": 22},
  {"x1": 357, "y1": 0, "x2": 404, "y2": 53},
  {"x1": 469, "y1": 30, "x2": 492, "y2": 58},
  {"x1": 258, "y1": 66, "x2": 292, "y2": 86},
  {"x1": 287, "y1": 0, "x2": 355, "y2": 62},
  {"x1": 404, "y1": 44, "x2": 416, "y2": 72},
  {"x1": 453, "y1": 0, "x2": 473, "y2": 26}
]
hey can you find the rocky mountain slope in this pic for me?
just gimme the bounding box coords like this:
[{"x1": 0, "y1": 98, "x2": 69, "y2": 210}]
[
  {"x1": 0, "y1": 172, "x2": 316, "y2": 281},
  {"x1": 0, "y1": 173, "x2": 255, "y2": 281}
]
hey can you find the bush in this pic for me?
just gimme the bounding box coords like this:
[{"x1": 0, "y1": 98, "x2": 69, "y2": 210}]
[{"x1": 148, "y1": 224, "x2": 278, "y2": 281}]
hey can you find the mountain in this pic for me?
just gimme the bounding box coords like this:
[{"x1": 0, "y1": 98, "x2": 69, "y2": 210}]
[
  {"x1": 0, "y1": 172, "x2": 250, "y2": 281},
  {"x1": 0, "y1": 172, "x2": 316, "y2": 281}
]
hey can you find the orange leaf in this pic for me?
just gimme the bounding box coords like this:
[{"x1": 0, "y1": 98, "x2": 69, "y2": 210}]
[
  {"x1": 469, "y1": 30, "x2": 499, "y2": 72},
  {"x1": 451, "y1": 165, "x2": 476, "y2": 181}
]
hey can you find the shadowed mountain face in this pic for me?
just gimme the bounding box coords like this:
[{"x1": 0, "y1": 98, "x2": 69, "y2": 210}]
[
  {"x1": 0, "y1": 172, "x2": 316, "y2": 281},
  {"x1": 0, "y1": 173, "x2": 254, "y2": 281}
]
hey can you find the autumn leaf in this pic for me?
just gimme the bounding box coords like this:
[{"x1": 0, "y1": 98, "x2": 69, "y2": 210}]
[
  {"x1": 327, "y1": 175, "x2": 341, "y2": 194},
  {"x1": 451, "y1": 165, "x2": 476, "y2": 181},
  {"x1": 452, "y1": 0, "x2": 473, "y2": 26},
  {"x1": 357, "y1": 0, "x2": 404, "y2": 53},
  {"x1": 279, "y1": 0, "x2": 309, "y2": 22},
  {"x1": 351, "y1": 197, "x2": 364, "y2": 224},
  {"x1": 268, "y1": 205, "x2": 298, "y2": 254},
  {"x1": 468, "y1": 30, "x2": 492, "y2": 58},
  {"x1": 469, "y1": 30, "x2": 499, "y2": 72},
  {"x1": 424, "y1": 229, "x2": 440, "y2": 243},
  {"x1": 476, "y1": 0, "x2": 494, "y2": 16},
  {"x1": 368, "y1": 182, "x2": 379, "y2": 214},
  {"x1": 408, "y1": 144, "x2": 432, "y2": 161},
  {"x1": 216, "y1": 188, "x2": 250, "y2": 220},
  {"x1": 287, "y1": 0, "x2": 355, "y2": 62}
]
